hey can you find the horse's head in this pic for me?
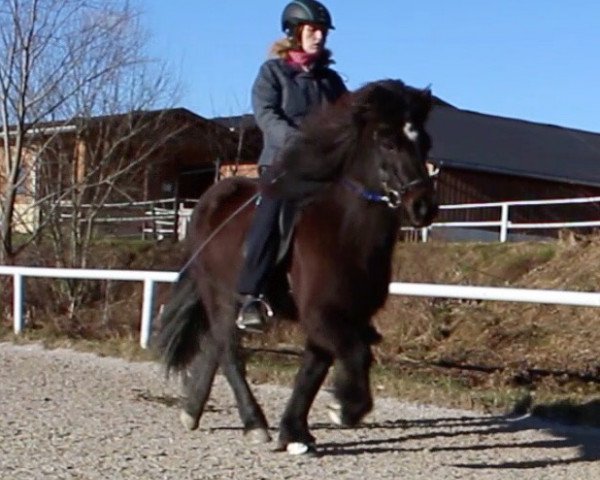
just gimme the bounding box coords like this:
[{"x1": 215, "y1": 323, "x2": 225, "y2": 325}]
[{"x1": 350, "y1": 80, "x2": 438, "y2": 227}]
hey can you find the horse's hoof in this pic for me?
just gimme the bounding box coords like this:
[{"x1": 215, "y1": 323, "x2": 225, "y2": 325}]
[
  {"x1": 327, "y1": 402, "x2": 343, "y2": 426},
  {"x1": 179, "y1": 410, "x2": 199, "y2": 431},
  {"x1": 286, "y1": 442, "x2": 317, "y2": 456},
  {"x1": 245, "y1": 428, "x2": 272, "y2": 444}
]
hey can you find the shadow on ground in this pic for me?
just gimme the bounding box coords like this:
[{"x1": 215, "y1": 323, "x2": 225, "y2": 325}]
[{"x1": 313, "y1": 409, "x2": 600, "y2": 467}]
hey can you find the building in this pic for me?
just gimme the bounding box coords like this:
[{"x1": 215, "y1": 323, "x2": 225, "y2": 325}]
[
  {"x1": 0, "y1": 108, "x2": 259, "y2": 233},
  {"x1": 3, "y1": 100, "x2": 598, "y2": 240},
  {"x1": 218, "y1": 104, "x2": 600, "y2": 239},
  {"x1": 427, "y1": 105, "x2": 600, "y2": 238}
]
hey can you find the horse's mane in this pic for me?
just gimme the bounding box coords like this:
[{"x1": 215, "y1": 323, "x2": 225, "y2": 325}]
[
  {"x1": 302, "y1": 79, "x2": 431, "y2": 162},
  {"x1": 267, "y1": 79, "x2": 432, "y2": 199}
]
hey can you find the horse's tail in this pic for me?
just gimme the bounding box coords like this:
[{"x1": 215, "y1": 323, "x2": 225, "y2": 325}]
[{"x1": 153, "y1": 269, "x2": 208, "y2": 377}]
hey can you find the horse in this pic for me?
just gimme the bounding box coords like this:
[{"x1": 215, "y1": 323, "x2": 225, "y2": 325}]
[{"x1": 154, "y1": 79, "x2": 438, "y2": 456}]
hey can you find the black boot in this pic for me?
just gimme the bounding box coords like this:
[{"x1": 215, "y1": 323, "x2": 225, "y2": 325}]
[{"x1": 236, "y1": 295, "x2": 273, "y2": 333}]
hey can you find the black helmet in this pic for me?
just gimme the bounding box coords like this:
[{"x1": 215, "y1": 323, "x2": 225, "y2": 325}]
[{"x1": 281, "y1": 0, "x2": 334, "y2": 35}]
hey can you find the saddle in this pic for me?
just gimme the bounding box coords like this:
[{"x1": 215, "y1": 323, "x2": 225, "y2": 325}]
[
  {"x1": 276, "y1": 200, "x2": 298, "y2": 264},
  {"x1": 240, "y1": 196, "x2": 298, "y2": 265}
]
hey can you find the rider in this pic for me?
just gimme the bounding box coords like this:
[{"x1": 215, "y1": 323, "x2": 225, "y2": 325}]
[{"x1": 236, "y1": 0, "x2": 347, "y2": 332}]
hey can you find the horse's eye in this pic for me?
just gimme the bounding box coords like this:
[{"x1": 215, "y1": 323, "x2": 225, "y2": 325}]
[{"x1": 378, "y1": 136, "x2": 396, "y2": 151}]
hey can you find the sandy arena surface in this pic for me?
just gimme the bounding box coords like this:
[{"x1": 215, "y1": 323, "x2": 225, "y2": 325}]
[{"x1": 1, "y1": 342, "x2": 599, "y2": 479}]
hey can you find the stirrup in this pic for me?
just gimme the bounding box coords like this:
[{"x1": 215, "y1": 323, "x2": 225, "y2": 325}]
[{"x1": 236, "y1": 295, "x2": 274, "y2": 332}]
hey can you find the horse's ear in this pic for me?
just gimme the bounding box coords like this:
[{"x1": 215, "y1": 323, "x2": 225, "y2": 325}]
[{"x1": 414, "y1": 87, "x2": 433, "y2": 124}]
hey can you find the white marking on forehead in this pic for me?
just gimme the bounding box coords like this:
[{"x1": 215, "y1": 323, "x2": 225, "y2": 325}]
[{"x1": 403, "y1": 122, "x2": 419, "y2": 142}]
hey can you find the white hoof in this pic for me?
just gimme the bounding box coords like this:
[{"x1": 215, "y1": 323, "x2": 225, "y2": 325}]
[
  {"x1": 179, "y1": 410, "x2": 199, "y2": 431},
  {"x1": 245, "y1": 428, "x2": 272, "y2": 444},
  {"x1": 286, "y1": 442, "x2": 311, "y2": 455},
  {"x1": 327, "y1": 402, "x2": 343, "y2": 426}
]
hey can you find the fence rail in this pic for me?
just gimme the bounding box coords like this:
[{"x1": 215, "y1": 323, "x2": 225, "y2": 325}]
[
  {"x1": 428, "y1": 195, "x2": 600, "y2": 242},
  {"x1": 0, "y1": 266, "x2": 177, "y2": 349},
  {"x1": 58, "y1": 198, "x2": 197, "y2": 241},
  {"x1": 56, "y1": 195, "x2": 600, "y2": 242},
  {"x1": 1, "y1": 266, "x2": 599, "y2": 349}
]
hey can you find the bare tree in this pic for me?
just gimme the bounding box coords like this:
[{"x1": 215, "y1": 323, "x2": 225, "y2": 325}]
[
  {"x1": 0, "y1": 0, "x2": 181, "y2": 266},
  {"x1": 0, "y1": 0, "x2": 188, "y2": 323}
]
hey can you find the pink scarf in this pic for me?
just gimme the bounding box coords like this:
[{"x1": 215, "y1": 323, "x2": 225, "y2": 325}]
[{"x1": 287, "y1": 50, "x2": 320, "y2": 68}]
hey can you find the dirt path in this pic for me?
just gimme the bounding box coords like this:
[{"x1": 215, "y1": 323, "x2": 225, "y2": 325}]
[{"x1": 1, "y1": 342, "x2": 598, "y2": 479}]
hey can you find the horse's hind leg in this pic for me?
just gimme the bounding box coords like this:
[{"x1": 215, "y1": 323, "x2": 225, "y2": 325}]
[
  {"x1": 219, "y1": 333, "x2": 271, "y2": 444},
  {"x1": 278, "y1": 342, "x2": 333, "y2": 453},
  {"x1": 179, "y1": 334, "x2": 220, "y2": 430}
]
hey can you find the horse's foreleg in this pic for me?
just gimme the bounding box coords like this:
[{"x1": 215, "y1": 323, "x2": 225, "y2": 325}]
[
  {"x1": 179, "y1": 334, "x2": 220, "y2": 430},
  {"x1": 278, "y1": 342, "x2": 333, "y2": 454},
  {"x1": 219, "y1": 335, "x2": 271, "y2": 444},
  {"x1": 329, "y1": 341, "x2": 374, "y2": 427}
]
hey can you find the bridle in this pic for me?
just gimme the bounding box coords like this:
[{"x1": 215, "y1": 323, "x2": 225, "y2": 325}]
[
  {"x1": 342, "y1": 176, "x2": 431, "y2": 209},
  {"x1": 341, "y1": 122, "x2": 438, "y2": 209}
]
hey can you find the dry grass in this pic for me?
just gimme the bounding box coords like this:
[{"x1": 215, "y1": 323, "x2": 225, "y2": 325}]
[{"x1": 2, "y1": 234, "x2": 599, "y2": 421}]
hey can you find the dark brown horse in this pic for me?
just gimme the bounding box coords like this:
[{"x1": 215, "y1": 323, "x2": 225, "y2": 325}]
[{"x1": 154, "y1": 79, "x2": 438, "y2": 455}]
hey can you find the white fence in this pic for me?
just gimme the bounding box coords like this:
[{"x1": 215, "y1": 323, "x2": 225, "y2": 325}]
[
  {"x1": 422, "y1": 195, "x2": 600, "y2": 242},
  {"x1": 0, "y1": 266, "x2": 177, "y2": 349},
  {"x1": 59, "y1": 198, "x2": 196, "y2": 241},
  {"x1": 1, "y1": 266, "x2": 599, "y2": 349},
  {"x1": 177, "y1": 195, "x2": 598, "y2": 242},
  {"x1": 59, "y1": 195, "x2": 600, "y2": 243}
]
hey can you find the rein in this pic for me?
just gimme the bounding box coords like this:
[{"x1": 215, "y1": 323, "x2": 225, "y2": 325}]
[{"x1": 342, "y1": 177, "x2": 427, "y2": 209}]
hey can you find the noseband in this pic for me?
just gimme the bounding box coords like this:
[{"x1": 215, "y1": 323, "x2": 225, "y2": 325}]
[{"x1": 342, "y1": 177, "x2": 429, "y2": 209}]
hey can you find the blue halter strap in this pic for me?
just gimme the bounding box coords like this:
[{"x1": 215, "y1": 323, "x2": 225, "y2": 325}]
[
  {"x1": 342, "y1": 177, "x2": 428, "y2": 209},
  {"x1": 342, "y1": 178, "x2": 391, "y2": 203},
  {"x1": 341, "y1": 178, "x2": 403, "y2": 208}
]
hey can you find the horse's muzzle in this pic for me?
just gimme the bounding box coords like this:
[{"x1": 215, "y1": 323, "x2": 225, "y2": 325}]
[{"x1": 405, "y1": 191, "x2": 438, "y2": 228}]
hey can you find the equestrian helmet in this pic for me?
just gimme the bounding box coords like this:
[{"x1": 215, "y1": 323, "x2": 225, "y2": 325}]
[{"x1": 281, "y1": 0, "x2": 335, "y2": 35}]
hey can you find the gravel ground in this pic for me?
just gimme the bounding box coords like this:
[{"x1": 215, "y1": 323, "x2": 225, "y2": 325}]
[{"x1": 1, "y1": 342, "x2": 599, "y2": 480}]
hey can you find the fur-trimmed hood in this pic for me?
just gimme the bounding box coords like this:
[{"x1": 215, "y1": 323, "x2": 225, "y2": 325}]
[{"x1": 269, "y1": 39, "x2": 335, "y2": 68}]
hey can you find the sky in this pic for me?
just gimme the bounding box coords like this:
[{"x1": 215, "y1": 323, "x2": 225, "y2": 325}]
[{"x1": 142, "y1": 1, "x2": 600, "y2": 133}]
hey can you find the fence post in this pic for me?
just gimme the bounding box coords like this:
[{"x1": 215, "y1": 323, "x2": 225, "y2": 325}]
[
  {"x1": 500, "y1": 203, "x2": 509, "y2": 242},
  {"x1": 140, "y1": 279, "x2": 155, "y2": 349},
  {"x1": 13, "y1": 273, "x2": 24, "y2": 334}
]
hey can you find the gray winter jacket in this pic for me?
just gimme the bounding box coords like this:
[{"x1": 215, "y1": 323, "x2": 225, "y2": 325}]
[{"x1": 251, "y1": 54, "x2": 347, "y2": 168}]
